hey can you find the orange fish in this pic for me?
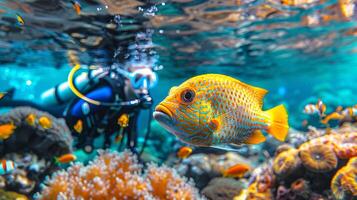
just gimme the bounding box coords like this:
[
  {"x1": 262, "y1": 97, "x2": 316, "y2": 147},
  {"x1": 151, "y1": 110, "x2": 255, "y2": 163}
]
[
  {"x1": 71, "y1": 0, "x2": 81, "y2": 15},
  {"x1": 56, "y1": 153, "x2": 77, "y2": 164},
  {"x1": 177, "y1": 146, "x2": 193, "y2": 159},
  {"x1": 73, "y1": 119, "x2": 83, "y2": 134},
  {"x1": 154, "y1": 74, "x2": 289, "y2": 149},
  {"x1": 0, "y1": 123, "x2": 16, "y2": 140},
  {"x1": 223, "y1": 163, "x2": 251, "y2": 178},
  {"x1": 341, "y1": 107, "x2": 357, "y2": 118},
  {"x1": 321, "y1": 112, "x2": 344, "y2": 124},
  {"x1": 115, "y1": 133, "x2": 123, "y2": 143},
  {"x1": 39, "y1": 116, "x2": 52, "y2": 129},
  {"x1": 303, "y1": 99, "x2": 326, "y2": 117},
  {"x1": 25, "y1": 114, "x2": 36, "y2": 126},
  {"x1": 0, "y1": 93, "x2": 6, "y2": 100},
  {"x1": 118, "y1": 114, "x2": 129, "y2": 128}
]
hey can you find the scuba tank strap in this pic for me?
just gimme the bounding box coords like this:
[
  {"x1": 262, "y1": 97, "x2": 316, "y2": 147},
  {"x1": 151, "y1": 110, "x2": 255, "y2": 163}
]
[{"x1": 54, "y1": 85, "x2": 65, "y2": 105}]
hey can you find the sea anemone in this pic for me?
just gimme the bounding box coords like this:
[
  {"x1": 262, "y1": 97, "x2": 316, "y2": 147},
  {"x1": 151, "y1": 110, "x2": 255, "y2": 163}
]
[
  {"x1": 331, "y1": 157, "x2": 357, "y2": 200},
  {"x1": 273, "y1": 148, "x2": 301, "y2": 177},
  {"x1": 299, "y1": 144, "x2": 338, "y2": 172},
  {"x1": 37, "y1": 150, "x2": 203, "y2": 200},
  {"x1": 290, "y1": 178, "x2": 310, "y2": 199}
]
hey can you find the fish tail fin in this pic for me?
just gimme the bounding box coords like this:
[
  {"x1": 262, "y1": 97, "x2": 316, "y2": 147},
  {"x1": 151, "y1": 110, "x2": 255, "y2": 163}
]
[{"x1": 264, "y1": 104, "x2": 289, "y2": 142}]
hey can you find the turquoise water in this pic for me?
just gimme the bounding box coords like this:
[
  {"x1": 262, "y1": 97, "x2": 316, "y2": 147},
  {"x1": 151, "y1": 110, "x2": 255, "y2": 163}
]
[
  {"x1": 1, "y1": 0, "x2": 356, "y2": 128},
  {"x1": 0, "y1": 0, "x2": 356, "y2": 199}
]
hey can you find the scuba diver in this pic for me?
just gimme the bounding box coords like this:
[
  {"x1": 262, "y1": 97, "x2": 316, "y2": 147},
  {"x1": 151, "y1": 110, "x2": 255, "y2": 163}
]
[{"x1": 0, "y1": 61, "x2": 158, "y2": 155}]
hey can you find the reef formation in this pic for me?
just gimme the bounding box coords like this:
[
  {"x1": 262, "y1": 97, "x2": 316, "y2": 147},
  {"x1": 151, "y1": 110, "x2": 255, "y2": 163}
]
[
  {"x1": 0, "y1": 107, "x2": 73, "y2": 196},
  {"x1": 235, "y1": 123, "x2": 357, "y2": 200},
  {"x1": 37, "y1": 150, "x2": 203, "y2": 200}
]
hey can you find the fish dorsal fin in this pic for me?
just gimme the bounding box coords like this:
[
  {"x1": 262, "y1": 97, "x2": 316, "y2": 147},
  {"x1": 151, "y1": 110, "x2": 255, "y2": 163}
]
[
  {"x1": 233, "y1": 79, "x2": 268, "y2": 108},
  {"x1": 252, "y1": 86, "x2": 268, "y2": 108}
]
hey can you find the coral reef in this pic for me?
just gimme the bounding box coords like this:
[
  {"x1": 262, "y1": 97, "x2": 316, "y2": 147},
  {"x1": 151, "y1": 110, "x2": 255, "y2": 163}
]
[
  {"x1": 299, "y1": 144, "x2": 338, "y2": 172},
  {"x1": 331, "y1": 157, "x2": 357, "y2": 200},
  {"x1": 37, "y1": 150, "x2": 203, "y2": 200},
  {"x1": 235, "y1": 123, "x2": 357, "y2": 200},
  {"x1": 273, "y1": 148, "x2": 301, "y2": 178},
  {"x1": 0, "y1": 107, "x2": 73, "y2": 196},
  {"x1": 0, "y1": 106, "x2": 73, "y2": 158},
  {"x1": 201, "y1": 177, "x2": 245, "y2": 200},
  {"x1": 0, "y1": 189, "x2": 28, "y2": 200},
  {"x1": 174, "y1": 152, "x2": 254, "y2": 189}
]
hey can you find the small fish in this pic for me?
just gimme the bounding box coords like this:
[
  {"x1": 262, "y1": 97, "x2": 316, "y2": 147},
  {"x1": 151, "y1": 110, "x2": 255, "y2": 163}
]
[
  {"x1": 321, "y1": 112, "x2": 344, "y2": 124},
  {"x1": 302, "y1": 119, "x2": 308, "y2": 127},
  {"x1": 71, "y1": 0, "x2": 81, "y2": 15},
  {"x1": 115, "y1": 133, "x2": 123, "y2": 143},
  {"x1": 153, "y1": 74, "x2": 289, "y2": 149},
  {"x1": 16, "y1": 14, "x2": 24, "y2": 25},
  {"x1": 0, "y1": 123, "x2": 16, "y2": 140},
  {"x1": 118, "y1": 114, "x2": 129, "y2": 128},
  {"x1": 25, "y1": 114, "x2": 36, "y2": 126},
  {"x1": 303, "y1": 104, "x2": 319, "y2": 115},
  {"x1": 316, "y1": 99, "x2": 326, "y2": 116},
  {"x1": 223, "y1": 163, "x2": 250, "y2": 178},
  {"x1": 0, "y1": 92, "x2": 6, "y2": 100},
  {"x1": 177, "y1": 146, "x2": 193, "y2": 159},
  {"x1": 0, "y1": 160, "x2": 16, "y2": 175},
  {"x1": 56, "y1": 153, "x2": 77, "y2": 164},
  {"x1": 341, "y1": 106, "x2": 357, "y2": 118},
  {"x1": 303, "y1": 99, "x2": 326, "y2": 117},
  {"x1": 39, "y1": 116, "x2": 52, "y2": 129},
  {"x1": 73, "y1": 119, "x2": 83, "y2": 134}
]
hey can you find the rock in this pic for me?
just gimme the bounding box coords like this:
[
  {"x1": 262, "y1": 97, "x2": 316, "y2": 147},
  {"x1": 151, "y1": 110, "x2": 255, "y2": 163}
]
[{"x1": 202, "y1": 177, "x2": 245, "y2": 200}]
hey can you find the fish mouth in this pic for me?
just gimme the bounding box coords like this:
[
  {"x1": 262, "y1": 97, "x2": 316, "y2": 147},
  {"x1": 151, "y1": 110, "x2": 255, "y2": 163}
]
[
  {"x1": 153, "y1": 104, "x2": 175, "y2": 129},
  {"x1": 154, "y1": 104, "x2": 173, "y2": 119}
]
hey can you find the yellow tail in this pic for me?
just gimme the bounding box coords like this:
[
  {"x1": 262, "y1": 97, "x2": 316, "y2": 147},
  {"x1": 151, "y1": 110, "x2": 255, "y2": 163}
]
[{"x1": 264, "y1": 104, "x2": 289, "y2": 142}]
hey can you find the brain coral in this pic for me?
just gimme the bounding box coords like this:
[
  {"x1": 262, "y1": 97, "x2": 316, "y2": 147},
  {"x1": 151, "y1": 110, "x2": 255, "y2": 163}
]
[
  {"x1": 0, "y1": 106, "x2": 73, "y2": 158},
  {"x1": 331, "y1": 157, "x2": 357, "y2": 200},
  {"x1": 37, "y1": 150, "x2": 203, "y2": 200},
  {"x1": 273, "y1": 148, "x2": 301, "y2": 177},
  {"x1": 299, "y1": 144, "x2": 338, "y2": 172}
]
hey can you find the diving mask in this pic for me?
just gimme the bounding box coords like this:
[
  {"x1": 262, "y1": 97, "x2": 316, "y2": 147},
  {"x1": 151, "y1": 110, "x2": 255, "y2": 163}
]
[{"x1": 116, "y1": 66, "x2": 158, "y2": 90}]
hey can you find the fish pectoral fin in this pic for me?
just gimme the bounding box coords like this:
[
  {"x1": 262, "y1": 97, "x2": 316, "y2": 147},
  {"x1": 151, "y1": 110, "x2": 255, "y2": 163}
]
[
  {"x1": 209, "y1": 118, "x2": 220, "y2": 131},
  {"x1": 245, "y1": 130, "x2": 266, "y2": 144}
]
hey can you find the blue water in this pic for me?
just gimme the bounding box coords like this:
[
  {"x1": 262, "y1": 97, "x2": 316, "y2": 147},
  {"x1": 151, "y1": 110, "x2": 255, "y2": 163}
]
[
  {"x1": 0, "y1": 0, "x2": 356, "y2": 140},
  {"x1": 0, "y1": 0, "x2": 356, "y2": 199}
]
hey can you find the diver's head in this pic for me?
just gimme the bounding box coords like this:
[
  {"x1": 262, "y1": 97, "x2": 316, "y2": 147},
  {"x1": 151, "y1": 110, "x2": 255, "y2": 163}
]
[{"x1": 118, "y1": 63, "x2": 158, "y2": 99}]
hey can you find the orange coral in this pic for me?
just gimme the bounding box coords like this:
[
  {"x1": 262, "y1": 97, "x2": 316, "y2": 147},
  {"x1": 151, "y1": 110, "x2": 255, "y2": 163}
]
[
  {"x1": 237, "y1": 181, "x2": 273, "y2": 200},
  {"x1": 331, "y1": 157, "x2": 357, "y2": 200},
  {"x1": 273, "y1": 148, "x2": 301, "y2": 177},
  {"x1": 37, "y1": 150, "x2": 202, "y2": 200},
  {"x1": 299, "y1": 144, "x2": 338, "y2": 172},
  {"x1": 332, "y1": 132, "x2": 357, "y2": 159}
]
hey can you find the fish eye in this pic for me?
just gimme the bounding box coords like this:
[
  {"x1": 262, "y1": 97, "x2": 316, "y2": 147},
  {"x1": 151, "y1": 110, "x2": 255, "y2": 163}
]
[{"x1": 181, "y1": 89, "x2": 195, "y2": 103}]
